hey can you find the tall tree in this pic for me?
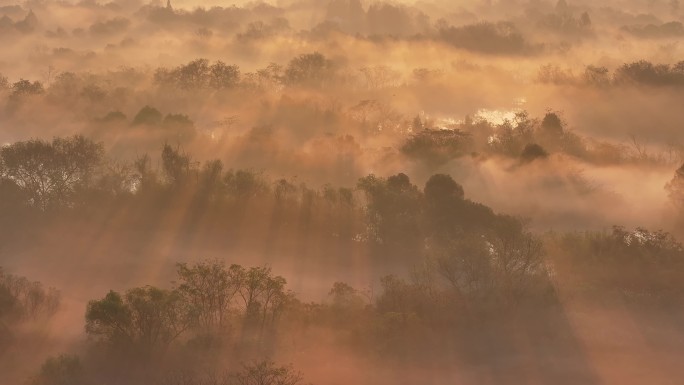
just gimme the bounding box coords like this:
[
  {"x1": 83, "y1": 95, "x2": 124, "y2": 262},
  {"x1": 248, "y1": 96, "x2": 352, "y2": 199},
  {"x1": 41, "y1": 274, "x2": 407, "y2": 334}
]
[
  {"x1": 85, "y1": 287, "x2": 190, "y2": 357},
  {"x1": 175, "y1": 260, "x2": 242, "y2": 330},
  {"x1": 666, "y1": 163, "x2": 684, "y2": 218},
  {"x1": 0, "y1": 136, "x2": 103, "y2": 208}
]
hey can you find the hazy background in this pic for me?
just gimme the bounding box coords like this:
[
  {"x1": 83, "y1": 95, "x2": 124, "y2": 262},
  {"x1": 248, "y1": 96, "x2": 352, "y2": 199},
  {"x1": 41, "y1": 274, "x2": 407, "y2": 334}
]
[{"x1": 2, "y1": 1, "x2": 684, "y2": 384}]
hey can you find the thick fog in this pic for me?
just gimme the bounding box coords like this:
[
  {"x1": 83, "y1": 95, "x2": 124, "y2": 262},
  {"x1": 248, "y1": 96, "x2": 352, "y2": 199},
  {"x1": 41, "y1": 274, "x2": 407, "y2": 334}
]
[{"x1": 1, "y1": 1, "x2": 684, "y2": 385}]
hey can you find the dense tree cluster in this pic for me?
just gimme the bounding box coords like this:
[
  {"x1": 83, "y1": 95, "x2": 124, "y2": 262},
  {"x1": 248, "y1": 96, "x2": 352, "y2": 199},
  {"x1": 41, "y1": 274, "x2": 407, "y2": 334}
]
[
  {"x1": 0, "y1": 136, "x2": 104, "y2": 209},
  {"x1": 400, "y1": 111, "x2": 621, "y2": 165},
  {"x1": 536, "y1": 10, "x2": 592, "y2": 36},
  {"x1": 85, "y1": 287, "x2": 190, "y2": 357},
  {"x1": 547, "y1": 226, "x2": 684, "y2": 305},
  {"x1": 401, "y1": 127, "x2": 472, "y2": 164},
  {"x1": 2, "y1": 133, "x2": 679, "y2": 272},
  {"x1": 0, "y1": 268, "x2": 59, "y2": 323},
  {"x1": 155, "y1": 59, "x2": 241, "y2": 90},
  {"x1": 29, "y1": 354, "x2": 304, "y2": 385},
  {"x1": 621, "y1": 21, "x2": 684, "y2": 38},
  {"x1": 614, "y1": 60, "x2": 684, "y2": 86},
  {"x1": 438, "y1": 22, "x2": 539, "y2": 56},
  {"x1": 4, "y1": 1, "x2": 684, "y2": 384},
  {"x1": 2, "y1": 135, "x2": 683, "y2": 384},
  {"x1": 151, "y1": 53, "x2": 341, "y2": 92},
  {"x1": 0, "y1": 268, "x2": 60, "y2": 347},
  {"x1": 85, "y1": 261, "x2": 292, "y2": 359},
  {"x1": 539, "y1": 60, "x2": 684, "y2": 87},
  {"x1": 1, "y1": 54, "x2": 681, "y2": 173},
  {"x1": 30, "y1": 355, "x2": 84, "y2": 385}
]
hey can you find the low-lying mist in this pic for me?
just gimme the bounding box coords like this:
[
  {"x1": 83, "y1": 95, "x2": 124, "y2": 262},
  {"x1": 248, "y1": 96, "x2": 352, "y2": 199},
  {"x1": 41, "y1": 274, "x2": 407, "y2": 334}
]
[{"x1": 2, "y1": 0, "x2": 684, "y2": 384}]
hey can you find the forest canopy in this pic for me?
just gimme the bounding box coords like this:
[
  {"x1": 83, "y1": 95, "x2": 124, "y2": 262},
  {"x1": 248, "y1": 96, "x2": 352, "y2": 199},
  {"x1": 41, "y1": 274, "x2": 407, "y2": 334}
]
[{"x1": 2, "y1": 0, "x2": 684, "y2": 384}]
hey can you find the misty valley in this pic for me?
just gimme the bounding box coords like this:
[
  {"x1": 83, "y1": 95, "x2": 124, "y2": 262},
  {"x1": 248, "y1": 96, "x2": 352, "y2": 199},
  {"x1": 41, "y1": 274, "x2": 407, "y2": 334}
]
[{"x1": 2, "y1": 0, "x2": 684, "y2": 384}]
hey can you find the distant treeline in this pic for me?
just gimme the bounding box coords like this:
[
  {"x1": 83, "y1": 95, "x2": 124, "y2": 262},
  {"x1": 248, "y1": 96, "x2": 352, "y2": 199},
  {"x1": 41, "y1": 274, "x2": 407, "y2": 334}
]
[
  {"x1": 539, "y1": 60, "x2": 684, "y2": 87},
  {"x1": 4, "y1": 54, "x2": 682, "y2": 169},
  {"x1": 4, "y1": 55, "x2": 684, "y2": 106}
]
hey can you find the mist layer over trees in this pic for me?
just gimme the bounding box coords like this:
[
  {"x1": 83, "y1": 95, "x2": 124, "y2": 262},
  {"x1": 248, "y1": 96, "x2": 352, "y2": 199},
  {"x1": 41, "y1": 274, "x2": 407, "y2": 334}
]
[{"x1": 2, "y1": 0, "x2": 684, "y2": 384}]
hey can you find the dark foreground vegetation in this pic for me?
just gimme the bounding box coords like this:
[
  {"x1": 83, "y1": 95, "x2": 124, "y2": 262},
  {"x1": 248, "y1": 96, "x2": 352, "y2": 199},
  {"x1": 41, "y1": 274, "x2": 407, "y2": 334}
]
[
  {"x1": 2, "y1": 0, "x2": 684, "y2": 383},
  {"x1": 2, "y1": 135, "x2": 684, "y2": 385}
]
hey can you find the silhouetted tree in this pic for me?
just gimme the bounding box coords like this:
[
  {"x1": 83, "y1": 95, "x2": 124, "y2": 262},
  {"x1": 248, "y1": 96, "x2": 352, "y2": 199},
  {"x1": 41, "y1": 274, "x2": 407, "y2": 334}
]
[
  {"x1": 614, "y1": 60, "x2": 684, "y2": 85},
  {"x1": 161, "y1": 144, "x2": 193, "y2": 186},
  {"x1": 85, "y1": 287, "x2": 191, "y2": 357},
  {"x1": 99, "y1": 111, "x2": 127, "y2": 123},
  {"x1": 520, "y1": 143, "x2": 549, "y2": 162},
  {"x1": 176, "y1": 260, "x2": 242, "y2": 330},
  {"x1": 30, "y1": 355, "x2": 84, "y2": 385},
  {"x1": 154, "y1": 59, "x2": 241, "y2": 90},
  {"x1": 540, "y1": 112, "x2": 563, "y2": 136},
  {"x1": 0, "y1": 136, "x2": 103, "y2": 209},
  {"x1": 328, "y1": 282, "x2": 364, "y2": 309},
  {"x1": 283, "y1": 52, "x2": 335, "y2": 87},
  {"x1": 423, "y1": 174, "x2": 466, "y2": 239},
  {"x1": 401, "y1": 129, "x2": 472, "y2": 164},
  {"x1": 236, "y1": 266, "x2": 269, "y2": 319},
  {"x1": 622, "y1": 22, "x2": 684, "y2": 39},
  {"x1": 357, "y1": 173, "x2": 423, "y2": 256},
  {"x1": 209, "y1": 61, "x2": 240, "y2": 89},
  {"x1": 666, "y1": 163, "x2": 684, "y2": 211},
  {"x1": 132, "y1": 106, "x2": 163, "y2": 126},
  {"x1": 0, "y1": 73, "x2": 8, "y2": 90},
  {"x1": 133, "y1": 154, "x2": 159, "y2": 194},
  {"x1": 432, "y1": 236, "x2": 495, "y2": 299},
  {"x1": 583, "y1": 65, "x2": 610, "y2": 86},
  {"x1": 439, "y1": 22, "x2": 535, "y2": 55},
  {"x1": 224, "y1": 170, "x2": 270, "y2": 201},
  {"x1": 176, "y1": 59, "x2": 210, "y2": 89},
  {"x1": 8, "y1": 79, "x2": 43, "y2": 104},
  {"x1": 489, "y1": 119, "x2": 532, "y2": 156},
  {"x1": 537, "y1": 64, "x2": 575, "y2": 84},
  {"x1": 162, "y1": 113, "x2": 197, "y2": 141},
  {"x1": 488, "y1": 216, "x2": 547, "y2": 298},
  {"x1": 198, "y1": 159, "x2": 225, "y2": 200},
  {"x1": 0, "y1": 268, "x2": 60, "y2": 327}
]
